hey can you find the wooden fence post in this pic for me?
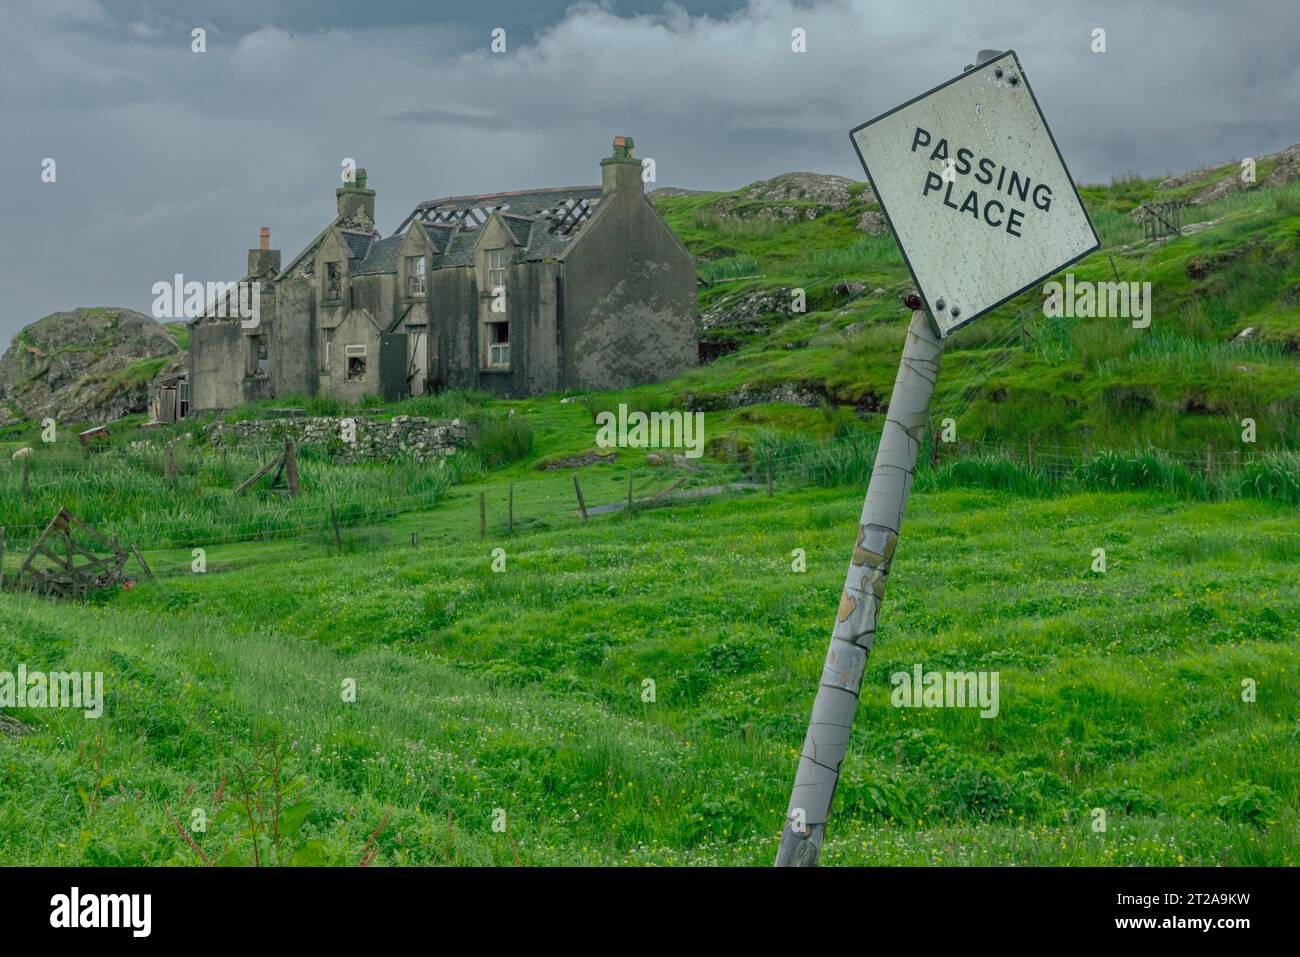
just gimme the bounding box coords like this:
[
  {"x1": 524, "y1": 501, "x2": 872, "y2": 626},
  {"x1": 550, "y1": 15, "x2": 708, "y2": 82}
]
[
  {"x1": 130, "y1": 545, "x2": 155, "y2": 582},
  {"x1": 573, "y1": 473, "x2": 588, "y2": 521},
  {"x1": 627, "y1": 472, "x2": 634, "y2": 512},
  {"x1": 166, "y1": 442, "x2": 179, "y2": 486},
  {"x1": 479, "y1": 492, "x2": 486, "y2": 540},
  {"x1": 284, "y1": 436, "x2": 301, "y2": 496},
  {"x1": 330, "y1": 503, "x2": 342, "y2": 550}
]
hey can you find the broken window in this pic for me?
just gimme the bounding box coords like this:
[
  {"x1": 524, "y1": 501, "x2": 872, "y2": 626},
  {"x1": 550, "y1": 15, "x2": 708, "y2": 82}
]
[
  {"x1": 488, "y1": 248, "x2": 507, "y2": 291},
  {"x1": 487, "y1": 321, "x2": 509, "y2": 369},
  {"x1": 326, "y1": 261, "x2": 342, "y2": 300},
  {"x1": 407, "y1": 256, "x2": 426, "y2": 296},
  {"x1": 248, "y1": 335, "x2": 269, "y2": 376},
  {"x1": 345, "y1": 343, "x2": 367, "y2": 381}
]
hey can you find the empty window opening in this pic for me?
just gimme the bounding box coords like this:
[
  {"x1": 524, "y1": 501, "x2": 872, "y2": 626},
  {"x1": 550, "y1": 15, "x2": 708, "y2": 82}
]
[
  {"x1": 248, "y1": 335, "x2": 269, "y2": 376},
  {"x1": 345, "y1": 343, "x2": 367, "y2": 381},
  {"x1": 487, "y1": 321, "x2": 509, "y2": 368}
]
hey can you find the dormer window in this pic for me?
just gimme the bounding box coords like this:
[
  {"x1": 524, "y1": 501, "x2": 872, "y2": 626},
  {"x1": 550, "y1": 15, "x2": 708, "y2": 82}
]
[
  {"x1": 487, "y1": 248, "x2": 507, "y2": 291},
  {"x1": 407, "y1": 256, "x2": 426, "y2": 297},
  {"x1": 326, "y1": 261, "x2": 342, "y2": 300}
]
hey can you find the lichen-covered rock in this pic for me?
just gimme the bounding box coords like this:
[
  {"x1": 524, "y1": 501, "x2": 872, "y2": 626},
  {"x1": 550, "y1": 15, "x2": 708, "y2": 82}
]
[
  {"x1": 700, "y1": 287, "x2": 799, "y2": 334},
  {"x1": 0, "y1": 307, "x2": 181, "y2": 424},
  {"x1": 1155, "y1": 142, "x2": 1300, "y2": 206},
  {"x1": 714, "y1": 172, "x2": 873, "y2": 222},
  {"x1": 856, "y1": 209, "x2": 888, "y2": 234}
]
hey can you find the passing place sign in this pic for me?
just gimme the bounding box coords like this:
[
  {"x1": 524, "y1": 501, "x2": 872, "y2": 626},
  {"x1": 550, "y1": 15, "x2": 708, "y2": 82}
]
[{"x1": 850, "y1": 50, "x2": 1099, "y2": 337}]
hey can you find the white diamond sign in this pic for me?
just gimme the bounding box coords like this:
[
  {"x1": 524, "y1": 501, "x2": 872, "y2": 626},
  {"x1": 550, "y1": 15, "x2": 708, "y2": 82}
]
[{"x1": 850, "y1": 50, "x2": 1100, "y2": 337}]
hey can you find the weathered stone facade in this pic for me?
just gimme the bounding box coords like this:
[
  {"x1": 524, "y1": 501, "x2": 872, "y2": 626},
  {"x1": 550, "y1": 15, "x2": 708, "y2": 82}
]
[
  {"x1": 190, "y1": 137, "x2": 697, "y2": 411},
  {"x1": 204, "y1": 415, "x2": 468, "y2": 463}
]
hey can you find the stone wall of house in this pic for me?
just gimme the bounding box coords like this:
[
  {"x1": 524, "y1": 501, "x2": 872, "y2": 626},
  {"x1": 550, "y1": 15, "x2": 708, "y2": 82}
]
[{"x1": 204, "y1": 415, "x2": 469, "y2": 463}]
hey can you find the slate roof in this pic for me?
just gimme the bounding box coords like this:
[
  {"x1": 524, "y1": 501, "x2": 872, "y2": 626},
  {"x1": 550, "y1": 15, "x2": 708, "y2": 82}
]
[
  {"x1": 341, "y1": 230, "x2": 375, "y2": 260},
  {"x1": 353, "y1": 235, "x2": 405, "y2": 276},
  {"x1": 421, "y1": 224, "x2": 455, "y2": 253},
  {"x1": 501, "y1": 214, "x2": 532, "y2": 247}
]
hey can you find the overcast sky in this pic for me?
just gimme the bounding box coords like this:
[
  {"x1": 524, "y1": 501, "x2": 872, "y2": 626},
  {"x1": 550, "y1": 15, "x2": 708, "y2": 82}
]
[{"x1": 2, "y1": 0, "x2": 1297, "y2": 341}]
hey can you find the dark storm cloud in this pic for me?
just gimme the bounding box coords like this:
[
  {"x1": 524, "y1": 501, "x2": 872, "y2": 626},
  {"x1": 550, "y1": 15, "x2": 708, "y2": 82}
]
[{"x1": 2, "y1": 0, "x2": 1297, "y2": 340}]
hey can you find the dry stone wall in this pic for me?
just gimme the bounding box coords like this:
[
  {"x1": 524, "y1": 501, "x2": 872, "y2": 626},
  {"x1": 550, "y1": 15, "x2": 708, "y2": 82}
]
[{"x1": 205, "y1": 415, "x2": 469, "y2": 463}]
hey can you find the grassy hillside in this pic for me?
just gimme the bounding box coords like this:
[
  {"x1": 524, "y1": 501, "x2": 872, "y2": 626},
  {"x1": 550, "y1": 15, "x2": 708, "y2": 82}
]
[{"x1": 644, "y1": 170, "x2": 1300, "y2": 454}]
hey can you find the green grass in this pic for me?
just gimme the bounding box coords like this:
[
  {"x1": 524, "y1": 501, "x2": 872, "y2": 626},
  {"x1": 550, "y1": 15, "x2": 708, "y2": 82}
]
[
  {"x1": 1, "y1": 477, "x2": 1295, "y2": 865},
  {"x1": 0, "y1": 437, "x2": 478, "y2": 552}
]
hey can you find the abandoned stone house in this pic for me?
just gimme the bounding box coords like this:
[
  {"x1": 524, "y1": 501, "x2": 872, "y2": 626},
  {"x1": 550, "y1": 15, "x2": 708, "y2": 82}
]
[{"x1": 186, "y1": 137, "x2": 697, "y2": 414}]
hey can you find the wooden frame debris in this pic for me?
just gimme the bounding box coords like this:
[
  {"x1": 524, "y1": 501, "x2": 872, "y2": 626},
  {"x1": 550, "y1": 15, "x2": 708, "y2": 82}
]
[{"x1": 12, "y1": 508, "x2": 131, "y2": 598}]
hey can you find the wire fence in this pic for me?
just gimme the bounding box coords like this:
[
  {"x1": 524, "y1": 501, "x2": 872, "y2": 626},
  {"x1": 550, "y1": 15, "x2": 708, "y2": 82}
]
[{"x1": 1, "y1": 421, "x2": 1295, "y2": 590}]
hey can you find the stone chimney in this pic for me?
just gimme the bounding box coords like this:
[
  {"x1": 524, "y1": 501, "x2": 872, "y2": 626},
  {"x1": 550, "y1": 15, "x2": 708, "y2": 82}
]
[
  {"x1": 600, "y1": 136, "x2": 643, "y2": 196},
  {"x1": 336, "y1": 168, "x2": 376, "y2": 227},
  {"x1": 247, "y1": 226, "x2": 281, "y2": 275}
]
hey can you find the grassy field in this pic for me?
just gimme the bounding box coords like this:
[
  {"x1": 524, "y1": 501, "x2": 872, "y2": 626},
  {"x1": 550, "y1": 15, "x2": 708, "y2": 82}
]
[
  {"x1": 0, "y1": 467, "x2": 1296, "y2": 866},
  {"x1": 0, "y1": 163, "x2": 1297, "y2": 867}
]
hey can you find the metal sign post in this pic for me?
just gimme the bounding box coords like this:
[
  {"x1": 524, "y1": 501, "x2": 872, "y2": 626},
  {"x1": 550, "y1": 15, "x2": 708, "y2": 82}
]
[{"x1": 775, "y1": 50, "x2": 1099, "y2": 867}]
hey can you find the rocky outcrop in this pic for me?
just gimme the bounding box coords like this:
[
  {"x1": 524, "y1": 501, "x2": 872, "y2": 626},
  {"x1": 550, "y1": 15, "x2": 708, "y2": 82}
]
[
  {"x1": 700, "y1": 286, "x2": 799, "y2": 335},
  {"x1": 204, "y1": 415, "x2": 469, "y2": 463},
  {"x1": 714, "y1": 172, "x2": 875, "y2": 223},
  {"x1": 0, "y1": 307, "x2": 182, "y2": 425},
  {"x1": 648, "y1": 187, "x2": 706, "y2": 199},
  {"x1": 1156, "y1": 143, "x2": 1300, "y2": 205},
  {"x1": 856, "y1": 209, "x2": 888, "y2": 234}
]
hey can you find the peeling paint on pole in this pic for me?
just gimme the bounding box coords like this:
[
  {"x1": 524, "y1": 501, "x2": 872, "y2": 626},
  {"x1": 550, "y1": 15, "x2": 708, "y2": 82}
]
[
  {"x1": 777, "y1": 50, "x2": 1093, "y2": 866},
  {"x1": 775, "y1": 307, "x2": 942, "y2": 867}
]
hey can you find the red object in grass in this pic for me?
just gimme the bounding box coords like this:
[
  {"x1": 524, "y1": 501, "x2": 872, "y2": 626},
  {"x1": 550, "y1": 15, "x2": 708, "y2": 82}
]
[{"x1": 122, "y1": 579, "x2": 136, "y2": 590}]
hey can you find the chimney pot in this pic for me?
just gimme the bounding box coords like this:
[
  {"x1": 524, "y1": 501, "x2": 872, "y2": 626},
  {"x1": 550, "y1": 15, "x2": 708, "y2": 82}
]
[
  {"x1": 260, "y1": 227, "x2": 270, "y2": 250},
  {"x1": 601, "y1": 134, "x2": 642, "y2": 195}
]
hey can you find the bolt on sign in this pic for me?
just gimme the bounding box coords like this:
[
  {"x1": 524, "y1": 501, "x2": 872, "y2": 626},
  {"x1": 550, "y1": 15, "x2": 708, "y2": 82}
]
[{"x1": 850, "y1": 50, "x2": 1099, "y2": 336}]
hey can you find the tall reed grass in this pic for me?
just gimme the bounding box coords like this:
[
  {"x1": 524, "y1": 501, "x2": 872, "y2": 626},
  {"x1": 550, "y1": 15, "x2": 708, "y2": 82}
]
[{"x1": 749, "y1": 431, "x2": 1300, "y2": 504}]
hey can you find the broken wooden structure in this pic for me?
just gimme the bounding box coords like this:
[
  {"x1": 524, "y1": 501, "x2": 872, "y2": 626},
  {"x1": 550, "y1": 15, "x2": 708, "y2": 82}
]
[
  {"x1": 235, "y1": 436, "x2": 301, "y2": 496},
  {"x1": 10, "y1": 508, "x2": 142, "y2": 598},
  {"x1": 1139, "y1": 200, "x2": 1183, "y2": 241},
  {"x1": 77, "y1": 425, "x2": 111, "y2": 447}
]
